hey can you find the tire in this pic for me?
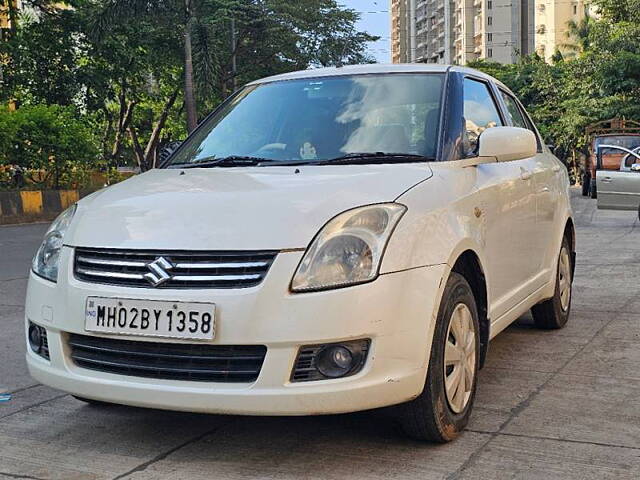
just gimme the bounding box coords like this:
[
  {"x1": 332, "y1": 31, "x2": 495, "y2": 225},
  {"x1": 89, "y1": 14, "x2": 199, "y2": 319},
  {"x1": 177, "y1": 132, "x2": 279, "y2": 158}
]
[
  {"x1": 531, "y1": 236, "x2": 572, "y2": 329},
  {"x1": 581, "y1": 173, "x2": 590, "y2": 196},
  {"x1": 396, "y1": 272, "x2": 480, "y2": 442},
  {"x1": 72, "y1": 395, "x2": 112, "y2": 407}
]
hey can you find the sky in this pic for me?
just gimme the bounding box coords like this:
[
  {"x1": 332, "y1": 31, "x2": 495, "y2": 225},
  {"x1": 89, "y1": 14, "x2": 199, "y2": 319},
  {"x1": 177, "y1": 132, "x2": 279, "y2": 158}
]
[{"x1": 339, "y1": 0, "x2": 391, "y2": 63}]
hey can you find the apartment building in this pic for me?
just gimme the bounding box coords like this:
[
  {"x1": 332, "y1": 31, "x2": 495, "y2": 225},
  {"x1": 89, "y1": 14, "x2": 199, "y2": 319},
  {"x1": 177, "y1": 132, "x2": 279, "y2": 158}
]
[
  {"x1": 391, "y1": 0, "x2": 413, "y2": 63},
  {"x1": 0, "y1": 0, "x2": 20, "y2": 36},
  {"x1": 534, "y1": 0, "x2": 590, "y2": 62},
  {"x1": 391, "y1": 0, "x2": 534, "y2": 64}
]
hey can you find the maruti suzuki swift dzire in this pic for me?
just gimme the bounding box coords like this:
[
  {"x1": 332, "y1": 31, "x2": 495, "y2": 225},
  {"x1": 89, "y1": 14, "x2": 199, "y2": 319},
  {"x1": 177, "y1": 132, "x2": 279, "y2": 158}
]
[{"x1": 26, "y1": 64, "x2": 574, "y2": 442}]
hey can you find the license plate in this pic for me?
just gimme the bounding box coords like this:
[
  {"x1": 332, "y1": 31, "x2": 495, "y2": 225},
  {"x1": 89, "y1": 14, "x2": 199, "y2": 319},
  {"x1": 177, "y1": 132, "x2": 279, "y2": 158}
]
[{"x1": 85, "y1": 297, "x2": 215, "y2": 340}]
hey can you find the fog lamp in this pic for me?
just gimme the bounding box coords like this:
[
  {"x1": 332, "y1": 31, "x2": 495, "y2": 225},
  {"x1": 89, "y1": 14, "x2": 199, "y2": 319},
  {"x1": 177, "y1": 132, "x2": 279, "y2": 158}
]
[
  {"x1": 291, "y1": 339, "x2": 370, "y2": 382},
  {"x1": 317, "y1": 345, "x2": 354, "y2": 378},
  {"x1": 28, "y1": 322, "x2": 49, "y2": 360}
]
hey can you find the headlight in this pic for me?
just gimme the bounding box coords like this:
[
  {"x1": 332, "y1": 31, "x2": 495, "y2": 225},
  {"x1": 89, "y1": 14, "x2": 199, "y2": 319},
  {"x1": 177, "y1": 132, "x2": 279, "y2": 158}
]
[
  {"x1": 32, "y1": 204, "x2": 76, "y2": 282},
  {"x1": 291, "y1": 203, "x2": 406, "y2": 292}
]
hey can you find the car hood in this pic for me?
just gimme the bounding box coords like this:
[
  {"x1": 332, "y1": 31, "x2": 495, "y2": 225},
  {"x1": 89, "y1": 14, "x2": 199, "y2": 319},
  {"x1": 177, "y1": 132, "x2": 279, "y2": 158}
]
[{"x1": 66, "y1": 165, "x2": 432, "y2": 250}]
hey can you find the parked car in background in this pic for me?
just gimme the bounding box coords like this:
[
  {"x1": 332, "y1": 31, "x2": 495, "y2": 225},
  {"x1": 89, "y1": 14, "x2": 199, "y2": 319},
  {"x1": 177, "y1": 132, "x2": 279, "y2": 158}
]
[
  {"x1": 596, "y1": 144, "x2": 640, "y2": 211},
  {"x1": 25, "y1": 64, "x2": 574, "y2": 442},
  {"x1": 583, "y1": 118, "x2": 640, "y2": 198}
]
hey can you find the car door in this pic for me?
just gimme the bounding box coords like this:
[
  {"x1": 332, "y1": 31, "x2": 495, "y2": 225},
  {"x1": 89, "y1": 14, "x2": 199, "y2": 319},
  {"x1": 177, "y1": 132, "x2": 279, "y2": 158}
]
[
  {"x1": 498, "y1": 89, "x2": 559, "y2": 283},
  {"x1": 462, "y1": 77, "x2": 538, "y2": 319},
  {"x1": 597, "y1": 145, "x2": 640, "y2": 210}
]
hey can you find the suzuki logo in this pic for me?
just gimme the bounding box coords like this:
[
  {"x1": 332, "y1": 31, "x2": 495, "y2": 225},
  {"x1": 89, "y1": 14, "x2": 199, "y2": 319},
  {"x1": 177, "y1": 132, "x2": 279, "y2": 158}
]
[{"x1": 144, "y1": 257, "x2": 174, "y2": 287}]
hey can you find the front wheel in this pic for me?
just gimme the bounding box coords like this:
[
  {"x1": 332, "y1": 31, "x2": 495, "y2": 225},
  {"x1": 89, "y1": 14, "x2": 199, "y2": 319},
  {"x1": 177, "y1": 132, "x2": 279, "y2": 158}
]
[
  {"x1": 531, "y1": 236, "x2": 572, "y2": 329},
  {"x1": 395, "y1": 272, "x2": 480, "y2": 442}
]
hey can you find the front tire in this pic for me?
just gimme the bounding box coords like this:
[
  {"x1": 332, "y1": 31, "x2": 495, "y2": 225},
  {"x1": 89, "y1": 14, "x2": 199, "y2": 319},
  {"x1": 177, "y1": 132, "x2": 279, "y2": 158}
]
[
  {"x1": 531, "y1": 236, "x2": 572, "y2": 329},
  {"x1": 396, "y1": 273, "x2": 480, "y2": 442}
]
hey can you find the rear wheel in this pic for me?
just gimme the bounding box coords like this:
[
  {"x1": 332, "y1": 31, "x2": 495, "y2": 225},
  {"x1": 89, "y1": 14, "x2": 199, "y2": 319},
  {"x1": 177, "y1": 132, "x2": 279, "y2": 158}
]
[
  {"x1": 396, "y1": 273, "x2": 480, "y2": 442},
  {"x1": 531, "y1": 236, "x2": 572, "y2": 329}
]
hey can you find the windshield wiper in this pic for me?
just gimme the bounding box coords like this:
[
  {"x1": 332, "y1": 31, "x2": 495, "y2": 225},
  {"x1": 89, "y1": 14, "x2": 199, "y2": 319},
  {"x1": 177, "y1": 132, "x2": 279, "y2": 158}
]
[
  {"x1": 169, "y1": 152, "x2": 434, "y2": 169},
  {"x1": 309, "y1": 152, "x2": 434, "y2": 165},
  {"x1": 171, "y1": 155, "x2": 273, "y2": 168}
]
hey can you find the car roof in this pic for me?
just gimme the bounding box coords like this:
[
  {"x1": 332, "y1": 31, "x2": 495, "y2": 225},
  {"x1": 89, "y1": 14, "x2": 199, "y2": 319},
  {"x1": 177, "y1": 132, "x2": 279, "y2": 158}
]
[{"x1": 247, "y1": 63, "x2": 508, "y2": 90}]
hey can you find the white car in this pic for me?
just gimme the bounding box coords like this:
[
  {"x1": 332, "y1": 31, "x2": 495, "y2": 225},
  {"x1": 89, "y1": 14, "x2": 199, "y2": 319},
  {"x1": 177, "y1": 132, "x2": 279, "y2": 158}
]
[{"x1": 25, "y1": 64, "x2": 574, "y2": 442}]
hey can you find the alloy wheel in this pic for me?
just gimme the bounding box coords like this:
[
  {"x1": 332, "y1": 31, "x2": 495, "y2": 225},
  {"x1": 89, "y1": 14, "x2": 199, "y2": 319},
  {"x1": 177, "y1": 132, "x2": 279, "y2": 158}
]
[
  {"x1": 443, "y1": 303, "x2": 476, "y2": 414},
  {"x1": 558, "y1": 245, "x2": 572, "y2": 312}
]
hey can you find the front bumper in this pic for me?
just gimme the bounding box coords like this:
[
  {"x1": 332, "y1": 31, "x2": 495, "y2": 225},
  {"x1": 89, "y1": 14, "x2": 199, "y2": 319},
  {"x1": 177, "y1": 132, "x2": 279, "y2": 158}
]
[{"x1": 26, "y1": 247, "x2": 446, "y2": 415}]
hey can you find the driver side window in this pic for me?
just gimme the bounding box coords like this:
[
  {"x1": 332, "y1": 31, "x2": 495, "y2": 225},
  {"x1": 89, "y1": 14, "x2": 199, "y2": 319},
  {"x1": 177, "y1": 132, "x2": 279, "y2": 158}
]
[{"x1": 463, "y1": 78, "x2": 503, "y2": 157}]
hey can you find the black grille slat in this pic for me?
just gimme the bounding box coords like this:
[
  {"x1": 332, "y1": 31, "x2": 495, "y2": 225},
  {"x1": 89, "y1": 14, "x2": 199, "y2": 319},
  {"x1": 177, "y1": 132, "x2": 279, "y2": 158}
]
[
  {"x1": 68, "y1": 334, "x2": 266, "y2": 383},
  {"x1": 74, "y1": 248, "x2": 277, "y2": 289}
]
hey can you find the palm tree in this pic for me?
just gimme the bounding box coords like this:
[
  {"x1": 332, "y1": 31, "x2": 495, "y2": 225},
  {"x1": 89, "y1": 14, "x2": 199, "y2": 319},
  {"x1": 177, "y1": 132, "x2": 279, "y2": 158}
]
[{"x1": 561, "y1": 13, "x2": 594, "y2": 58}]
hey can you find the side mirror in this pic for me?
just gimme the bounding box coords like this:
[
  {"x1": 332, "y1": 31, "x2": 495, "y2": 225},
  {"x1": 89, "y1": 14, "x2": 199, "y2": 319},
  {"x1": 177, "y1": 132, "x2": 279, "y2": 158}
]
[
  {"x1": 631, "y1": 163, "x2": 640, "y2": 172},
  {"x1": 478, "y1": 127, "x2": 537, "y2": 162}
]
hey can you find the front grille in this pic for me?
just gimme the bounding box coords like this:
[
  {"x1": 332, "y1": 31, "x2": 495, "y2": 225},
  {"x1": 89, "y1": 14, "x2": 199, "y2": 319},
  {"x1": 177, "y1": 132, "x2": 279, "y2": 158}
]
[
  {"x1": 68, "y1": 334, "x2": 267, "y2": 383},
  {"x1": 74, "y1": 248, "x2": 277, "y2": 289}
]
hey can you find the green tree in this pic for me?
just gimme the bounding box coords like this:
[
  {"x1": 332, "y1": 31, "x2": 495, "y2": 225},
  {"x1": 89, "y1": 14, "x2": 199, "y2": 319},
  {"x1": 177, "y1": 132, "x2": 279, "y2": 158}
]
[
  {"x1": 0, "y1": 105, "x2": 98, "y2": 188},
  {"x1": 93, "y1": 0, "x2": 377, "y2": 133}
]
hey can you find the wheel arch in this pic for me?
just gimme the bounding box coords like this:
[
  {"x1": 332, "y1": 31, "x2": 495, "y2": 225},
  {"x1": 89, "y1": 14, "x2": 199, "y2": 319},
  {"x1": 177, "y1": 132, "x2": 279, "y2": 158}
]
[
  {"x1": 564, "y1": 217, "x2": 576, "y2": 278},
  {"x1": 449, "y1": 249, "x2": 490, "y2": 368}
]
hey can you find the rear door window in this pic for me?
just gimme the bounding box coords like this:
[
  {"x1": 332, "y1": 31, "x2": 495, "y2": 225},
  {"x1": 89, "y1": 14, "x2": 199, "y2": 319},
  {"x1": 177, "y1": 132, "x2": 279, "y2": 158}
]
[
  {"x1": 499, "y1": 90, "x2": 542, "y2": 152},
  {"x1": 500, "y1": 91, "x2": 528, "y2": 129}
]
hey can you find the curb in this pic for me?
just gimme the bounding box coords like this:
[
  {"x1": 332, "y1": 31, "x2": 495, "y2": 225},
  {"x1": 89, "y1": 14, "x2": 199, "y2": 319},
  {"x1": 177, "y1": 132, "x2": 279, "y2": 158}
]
[{"x1": 0, "y1": 189, "x2": 95, "y2": 225}]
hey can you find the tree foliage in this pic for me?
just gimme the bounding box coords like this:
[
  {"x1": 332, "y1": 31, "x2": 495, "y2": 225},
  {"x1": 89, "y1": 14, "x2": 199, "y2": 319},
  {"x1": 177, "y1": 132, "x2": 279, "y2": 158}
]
[
  {"x1": 470, "y1": 0, "x2": 640, "y2": 174},
  {"x1": 0, "y1": 105, "x2": 99, "y2": 188},
  {"x1": 0, "y1": 0, "x2": 377, "y2": 181}
]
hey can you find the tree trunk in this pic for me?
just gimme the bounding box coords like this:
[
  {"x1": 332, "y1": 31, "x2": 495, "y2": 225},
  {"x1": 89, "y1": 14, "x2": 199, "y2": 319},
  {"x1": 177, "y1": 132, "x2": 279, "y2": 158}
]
[
  {"x1": 128, "y1": 87, "x2": 180, "y2": 171},
  {"x1": 101, "y1": 106, "x2": 114, "y2": 160},
  {"x1": 145, "y1": 87, "x2": 180, "y2": 168},
  {"x1": 127, "y1": 127, "x2": 145, "y2": 170},
  {"x1": 184, "y1": 0, "x2": 198, "y2": 133},
  {"x1": 110, "y1": 87, "x2": 136, "y2": 163}
]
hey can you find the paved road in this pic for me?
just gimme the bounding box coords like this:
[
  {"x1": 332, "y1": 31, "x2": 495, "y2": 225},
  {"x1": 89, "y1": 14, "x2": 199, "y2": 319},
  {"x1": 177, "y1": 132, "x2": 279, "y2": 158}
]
[{"x1": 1, "y1": 190, "x2": 639, "y2": 479}]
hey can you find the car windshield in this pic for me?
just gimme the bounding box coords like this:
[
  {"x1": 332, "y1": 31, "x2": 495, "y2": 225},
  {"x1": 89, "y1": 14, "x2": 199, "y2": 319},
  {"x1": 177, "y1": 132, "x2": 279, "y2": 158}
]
[{"x1": 165, "y1": 73, "x2": 445, "y2": 167}]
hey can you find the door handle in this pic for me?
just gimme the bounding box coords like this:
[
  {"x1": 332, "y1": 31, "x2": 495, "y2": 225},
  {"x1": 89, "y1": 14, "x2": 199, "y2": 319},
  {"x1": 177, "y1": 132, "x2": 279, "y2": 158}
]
[
  {"x1": 520, "y1": 170, "x2": 532, "y2": 181},
  {"x1": 601, "y1": 177, "x2": 612, "y2": 183},
  {"x1": 540, "y1": 186, "x2": 550, "y2": 193}
]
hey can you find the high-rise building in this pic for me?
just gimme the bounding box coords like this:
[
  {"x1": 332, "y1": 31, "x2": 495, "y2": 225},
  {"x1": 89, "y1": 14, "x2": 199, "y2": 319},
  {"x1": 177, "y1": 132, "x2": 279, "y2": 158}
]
[
  {"x1": 391, "y1": 0, "x2": 535, "y2": 64},
  {"x1": 0, "y1": 0, "x2": 20, "y2": 34},
  {"x1": 534, "y1": 0, "x2": 591, "y2": 62},
  {"x1": 391, "y1": 0, "x2": 412, "y2": 63}
]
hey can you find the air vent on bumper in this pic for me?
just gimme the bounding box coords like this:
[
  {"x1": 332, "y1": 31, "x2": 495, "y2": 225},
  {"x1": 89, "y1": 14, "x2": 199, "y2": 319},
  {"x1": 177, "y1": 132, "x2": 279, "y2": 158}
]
[{"x1": 68, "y1": 334, "x2": 267, "y2": 383}]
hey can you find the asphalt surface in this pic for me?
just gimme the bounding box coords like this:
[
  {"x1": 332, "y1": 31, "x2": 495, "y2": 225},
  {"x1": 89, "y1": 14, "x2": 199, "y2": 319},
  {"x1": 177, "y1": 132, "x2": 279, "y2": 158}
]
[{"x1": 0, "y1": 189, "x2": 639, "y2": 479}]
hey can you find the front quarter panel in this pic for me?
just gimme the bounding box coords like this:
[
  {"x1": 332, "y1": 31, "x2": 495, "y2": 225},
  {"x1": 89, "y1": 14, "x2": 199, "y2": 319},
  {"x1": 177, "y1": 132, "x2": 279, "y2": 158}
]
[{"x1": 382, "y1": 163, "x2": 487, "y2": 275}]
